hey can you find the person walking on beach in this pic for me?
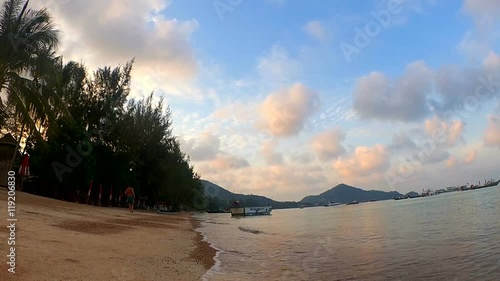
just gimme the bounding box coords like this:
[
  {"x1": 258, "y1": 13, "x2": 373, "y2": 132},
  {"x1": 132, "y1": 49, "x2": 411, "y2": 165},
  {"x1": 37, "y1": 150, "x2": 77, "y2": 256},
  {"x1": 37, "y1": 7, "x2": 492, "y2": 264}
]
[{"x1": 124, "y1": 186, "x2": 135, "y2": 213}]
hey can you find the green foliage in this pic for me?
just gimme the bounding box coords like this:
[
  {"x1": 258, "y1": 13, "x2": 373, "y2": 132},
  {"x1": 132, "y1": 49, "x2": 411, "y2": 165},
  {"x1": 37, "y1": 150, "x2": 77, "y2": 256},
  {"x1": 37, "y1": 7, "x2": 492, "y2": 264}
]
[
  {"x1": 27, "y1": 117, "x2": 95, "y2": 199},
  {"x1": 0, "y1": 0, "x2": 60, "y2": 141},
  {"x1": 2, "y1": 1, "x2": 203, "y2": 209}
]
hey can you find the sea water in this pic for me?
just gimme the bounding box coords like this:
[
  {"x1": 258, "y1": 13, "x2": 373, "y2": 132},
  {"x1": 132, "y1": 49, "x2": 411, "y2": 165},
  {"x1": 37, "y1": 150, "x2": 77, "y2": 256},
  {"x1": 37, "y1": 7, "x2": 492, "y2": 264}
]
[{"x1": 194, "y1": 187, "x2": 500, "y2": 280}]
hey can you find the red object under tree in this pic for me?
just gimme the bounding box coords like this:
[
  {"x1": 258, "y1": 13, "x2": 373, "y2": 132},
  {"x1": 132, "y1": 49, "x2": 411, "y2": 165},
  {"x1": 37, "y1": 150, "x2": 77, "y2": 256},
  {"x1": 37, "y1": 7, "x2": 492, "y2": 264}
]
[
  {"x1": 18, "y1": 154, "x2": 30, "y2": 177},
  {"x1": 18, "y1": 154, "x2": 30, "y2": 191}
]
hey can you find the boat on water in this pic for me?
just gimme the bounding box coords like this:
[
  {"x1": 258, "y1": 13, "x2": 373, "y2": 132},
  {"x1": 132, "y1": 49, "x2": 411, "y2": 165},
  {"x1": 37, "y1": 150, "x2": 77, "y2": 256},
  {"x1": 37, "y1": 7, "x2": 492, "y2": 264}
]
[
  {"x1": 393, "y1": 196, "x2": 409, "y2": 200},
  {"x1": 324, "y1": 202, "x2": 341, "y2": 207},
  {"x1": 346, "y1": 201, "x2": 359, "y2": 205},
  {"x1": 207, "y1": 209, "x2": 230, "y2": 214},
  {"x1": 229, "y1": 201, "x2": 272, "y2": 216},
  {"x1": 230, "y1": 206, "x2": 272, "y2": 216},
  {"x1": 472, "y1": 179, "x2": 500, "y2": 189}
]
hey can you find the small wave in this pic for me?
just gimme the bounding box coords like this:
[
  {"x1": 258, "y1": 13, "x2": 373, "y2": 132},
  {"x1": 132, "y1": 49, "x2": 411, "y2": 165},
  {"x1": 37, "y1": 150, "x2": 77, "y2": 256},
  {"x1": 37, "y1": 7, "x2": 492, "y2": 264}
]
[
  {"x1": 194, "y1": 223, "x2": 223, "y2": 281},
  {"x1": 207, "y1": 221, "x2": 230, "y2": 225},
  {"x1": 201, "y1": 248, "x2": 222, "y2": 281},
  {"x1": 238, "y1": 226, "x2": 266, "y2": 234},
  {"x1": 226, "y1": 249, "x2": 244, "y2": 254}
]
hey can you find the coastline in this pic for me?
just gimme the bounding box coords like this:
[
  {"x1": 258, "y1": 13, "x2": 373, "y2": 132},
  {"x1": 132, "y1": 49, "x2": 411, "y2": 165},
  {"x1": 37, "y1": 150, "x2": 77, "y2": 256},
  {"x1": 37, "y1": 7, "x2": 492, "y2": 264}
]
[
  {"x1": 190, "y1": 218, "x2": 217, "y2": 273},
  {"x1": 0, "y1": 188, "x2": 216, "y2": 281}
]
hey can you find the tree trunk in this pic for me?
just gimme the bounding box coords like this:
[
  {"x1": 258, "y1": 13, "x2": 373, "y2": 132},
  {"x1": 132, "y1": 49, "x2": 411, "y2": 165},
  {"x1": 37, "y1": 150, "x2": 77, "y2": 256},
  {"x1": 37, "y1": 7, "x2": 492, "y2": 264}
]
[
  {"x1": 21, "y1": 125, "x2": 33, "y2": 155},
  {"x1": 8, "y1": 122, "x2": 25, "y2": 172}
]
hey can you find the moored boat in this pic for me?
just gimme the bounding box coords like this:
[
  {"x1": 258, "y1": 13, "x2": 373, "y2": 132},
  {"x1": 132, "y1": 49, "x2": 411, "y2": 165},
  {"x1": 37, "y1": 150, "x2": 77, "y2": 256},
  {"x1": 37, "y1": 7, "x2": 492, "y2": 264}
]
[
  {"x1": 323, "y1": 202, "x2": 341, "y2": 207},
  {"x1": 207, "y1": 209, "x2": 230, "y2": 213},
  {"x1": 230, "y1": 206, "x2": 272, "y2": 216},
  {"x1": 473, "y1": 179, "x2": 500, "y2": 189},
  {"x1": 346, "y1": 201, "x2": 359, "y2": 205},
  {"x1": 229, "y1": 201, "x2": 272, "y2": 216}
]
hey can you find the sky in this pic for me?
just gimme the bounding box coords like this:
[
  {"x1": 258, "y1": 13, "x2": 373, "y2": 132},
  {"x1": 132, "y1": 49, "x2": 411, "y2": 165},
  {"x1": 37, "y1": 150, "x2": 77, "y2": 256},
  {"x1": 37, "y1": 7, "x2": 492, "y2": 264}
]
[{"x1": 24, "y1": 0, "x2": 500, "y2": 201}]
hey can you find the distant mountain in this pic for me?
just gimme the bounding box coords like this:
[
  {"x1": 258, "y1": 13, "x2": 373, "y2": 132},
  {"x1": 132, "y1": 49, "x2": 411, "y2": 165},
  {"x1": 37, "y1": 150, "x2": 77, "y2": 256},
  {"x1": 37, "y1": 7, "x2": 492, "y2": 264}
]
[
  {"x1": 201, "y1": 180, "x2": 405, "y2": 210},
  {"x1": 300, "y1": 183, "x2": 403, "y2": 205},
  {"x1": 405, "y1": 191, "x2": 419, "y2": 197},
  {"x1": 201, "y1": 180, "x2": 299, "y2": 210}
]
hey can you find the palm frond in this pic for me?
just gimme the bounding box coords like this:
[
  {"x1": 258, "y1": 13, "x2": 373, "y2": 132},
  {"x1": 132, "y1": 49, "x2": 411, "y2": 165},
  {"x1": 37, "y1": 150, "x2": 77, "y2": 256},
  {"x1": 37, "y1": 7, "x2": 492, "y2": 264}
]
[{"x1": 0, "y1": 0, "x2": 23, "y2": 34}]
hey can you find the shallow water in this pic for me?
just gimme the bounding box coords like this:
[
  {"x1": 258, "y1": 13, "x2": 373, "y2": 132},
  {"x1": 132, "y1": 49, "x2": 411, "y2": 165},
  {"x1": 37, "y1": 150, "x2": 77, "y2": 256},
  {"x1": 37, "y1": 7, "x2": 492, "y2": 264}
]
[{"x1": 195, "y1": 187, "x2": 500, "y2": 280}]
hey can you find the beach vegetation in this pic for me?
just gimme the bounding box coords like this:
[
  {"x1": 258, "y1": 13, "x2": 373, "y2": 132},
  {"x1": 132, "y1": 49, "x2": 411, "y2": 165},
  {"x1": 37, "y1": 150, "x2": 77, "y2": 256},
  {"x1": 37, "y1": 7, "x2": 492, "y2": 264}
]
[{"x1": 1, "y1": 0, "x2": 204, "y2": 209}]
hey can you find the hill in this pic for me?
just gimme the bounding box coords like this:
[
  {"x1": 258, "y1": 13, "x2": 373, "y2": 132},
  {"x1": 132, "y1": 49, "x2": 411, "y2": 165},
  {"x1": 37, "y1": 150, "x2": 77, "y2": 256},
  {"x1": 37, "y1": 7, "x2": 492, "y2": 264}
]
[
  {"x1": 201, "y1": 180, "x2": 299, "y2": 210},
  {"x1": 300, "y1": 183, "x2": 403, "y2": 205},
  {"x1": 405, "y1": 191, "x2": 419, "y2": 197}
]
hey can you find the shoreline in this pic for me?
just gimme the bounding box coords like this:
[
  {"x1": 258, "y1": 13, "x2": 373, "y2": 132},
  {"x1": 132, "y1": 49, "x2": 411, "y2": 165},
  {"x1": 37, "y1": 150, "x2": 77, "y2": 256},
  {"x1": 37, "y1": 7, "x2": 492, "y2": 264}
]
[
  {"x1": 0, "y1": 188, "x2": 216, "y2": 280},
  {"x1": 189, "y1": 216, "x2": 217, "y2": 273}
]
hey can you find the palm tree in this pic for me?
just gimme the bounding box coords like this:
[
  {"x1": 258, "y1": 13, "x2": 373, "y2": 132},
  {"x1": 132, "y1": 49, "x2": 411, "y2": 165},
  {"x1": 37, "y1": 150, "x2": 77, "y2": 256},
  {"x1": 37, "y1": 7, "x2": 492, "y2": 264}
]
[{"x1": 0, "y1": 0, "x2": 60, "y2": 168}]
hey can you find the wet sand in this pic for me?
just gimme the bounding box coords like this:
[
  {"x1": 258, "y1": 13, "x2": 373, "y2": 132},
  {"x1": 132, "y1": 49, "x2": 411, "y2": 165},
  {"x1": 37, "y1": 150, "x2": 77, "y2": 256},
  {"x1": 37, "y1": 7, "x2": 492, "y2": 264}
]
[{"x1": 0, "y1": 188, "x2": 215, "y2": 281}]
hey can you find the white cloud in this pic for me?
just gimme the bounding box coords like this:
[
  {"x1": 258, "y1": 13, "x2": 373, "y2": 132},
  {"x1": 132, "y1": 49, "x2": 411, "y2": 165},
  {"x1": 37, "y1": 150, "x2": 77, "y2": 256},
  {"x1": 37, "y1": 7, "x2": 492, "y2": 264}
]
[
  {"x1": 483, "y1": 114, "x2": 500, "y2": 147},
  {"x1": 459, "y1": 1, "x2": 500, "y2": 61},
  {"x1": 290, "y1": 152, "x2": 314, "y2": 164},
  {"x1": 424, "y1": 116, "x2": 465, "y2": 147},
  {"x1": 354, "y1": 51, "x2": 500, "y2": 122},
  {"x1": 463, "y1": 0, "x2": 500, "y2": 28},
  {"x1": 333, "y1": 144, "x2": 390, "y2": 178},
  {"x1": 464, "y1": 149, "x2": 478, "y2": 164},
  {"x1": 261, "y1": 140, "x2": 284, "y2": 165},
  {"x1": 458, "y1": 31, "x2": 493, "y2": 60},
  {"x1": 303, "y1": 20, "x2": 329, "y2": 43},
  {"x1": 311, "y1": 128, "x2": 346, "y2": 161},
  {"x1": 211, "y1": 101, "x2": 257, "y2": 123},
  {"x1": 434, "y1": 65, "x2": 485, "y2": 112},
  {"x1": 180, "y1": 132, "x2": 220, "y2": 161},
  {"x1": 30, "y1": 0, "x2": 205, "y2": 101},
  {"x1": 483, "y1": 51, "x2": 500, "y2": 73},
  {"x1": 258, "y1": 83, "x2": 320, "y2": 137},
  {"x1": 421, "y1": 148, "x2": 450, "y2": 164},
  {"x1": 389, "y1": 132, "x2": 417, "y2": 150},
  {"x1": 446, "y1": 156, "x2": 458, "y2": 168},
  {"x1": 353, "y1": 61, "x2": 433, "y2": 122},
  {"x1": 391, "y1": 117, "x2": 464, "y2": 168},
  {"x1": 257, "y1": 45, "x2": 302, "y2": 86},
  {"x1": 210, "y1": 153, "x2": 250, "y2": 170}
]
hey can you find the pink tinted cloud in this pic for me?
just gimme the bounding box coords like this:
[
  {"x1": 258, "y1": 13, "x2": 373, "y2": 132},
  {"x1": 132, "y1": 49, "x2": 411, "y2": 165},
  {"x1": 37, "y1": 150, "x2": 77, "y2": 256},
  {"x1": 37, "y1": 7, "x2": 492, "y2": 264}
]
[
  {"x1": 483, "y1": 115, "x2": 500, "y2": 147},
  {"x1": 311, "y1": 128, "x2": 346, "y2": 162},
  {"x1": 258, "y1": 83, "x2": 320, "y2": 137},
  {"x1": 333, "y1": 144, "x2": 390, "y2": 178}
]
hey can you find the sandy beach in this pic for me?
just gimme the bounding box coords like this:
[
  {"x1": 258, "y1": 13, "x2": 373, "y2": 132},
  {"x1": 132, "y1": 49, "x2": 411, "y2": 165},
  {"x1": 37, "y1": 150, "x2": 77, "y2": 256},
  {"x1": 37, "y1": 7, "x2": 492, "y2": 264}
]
[{"x1": 0, "y1": 188, "x2": 215, "y2": 281}]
